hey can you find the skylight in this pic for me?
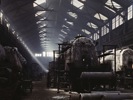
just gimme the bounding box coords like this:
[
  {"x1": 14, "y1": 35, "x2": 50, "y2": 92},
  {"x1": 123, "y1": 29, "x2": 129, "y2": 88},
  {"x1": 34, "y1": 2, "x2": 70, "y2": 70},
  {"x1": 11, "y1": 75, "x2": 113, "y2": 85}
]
[
  {"x1": 39, "y1": 29, "x2": 47, "y2": 33},
  {"x1": 59, "y1": 38, "x2": 64, "y2": 41},
  {"x1": 39, "y1": 33, "x2": 46, "y2": 37},
  {"x1": 41, "y1": 40, "x2": 47, "y2": 43},
  {"x1": 94, "y1": 13, "x2": 108, "y2": 20},
  {"x1": 40, "y1": 17, "x2": 47, "y2": 20},
  {"x1": 71, "y1": 0, "x2": 84, "y2": 10},
  {"x1": 36, "y1": 21, "x2": 42, "y2": 24},
  {"x1": 40, "y1": 38, "x2": 46, "y2": 41},
  {"x1": 66, "y1": 21, "x2": 74, "y2": 26},
  {"x1": 33, "y1": 0, "x2": 46, "y2": 7},
  {"x1": 61, "y1": 29, "x2": 68, "y2": 34},
  {"x1": 67, "y1": 12, "x2": 77, "y2": 19},
  {"x1": 87, "y1": 22, "x2": 98, "y2": 29},
  {"x1": 82, "y1": 29, "x2": 91, "y2": 35},
  {"x1": 112, "y1": 1, "x2": 122, "y2": 9},
  {"x1": 59, "y1": 34, "x2": 65, "y2": 38},
  {"x1": 104, "y1": 6, "x2": 116, "y2": 13},
  {"x1": 62, "y1": 25, "x2": 69, "y2": 29},
  {"x1": 105, "y1": 0, "x2": 113, "y2": 6},
  {"x1": 35, "y1": 11, "x2": 46, "y2": 17},
  {"x1": 39, "y1": 24, "x2": 47, "y2": 28},
  {"x1": 105, "y1": 0, "x2": 122, "y2": 9}
]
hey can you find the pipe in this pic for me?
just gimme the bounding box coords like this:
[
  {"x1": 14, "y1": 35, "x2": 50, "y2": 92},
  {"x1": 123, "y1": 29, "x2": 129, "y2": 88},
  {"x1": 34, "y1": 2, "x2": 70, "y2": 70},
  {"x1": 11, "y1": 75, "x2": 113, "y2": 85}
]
[
  {"x1": 102, "y1": 93, "x2": 133, "y2": 100},
  {"x1": 80, "y1": 93, "x2": 133, "y2": 100},
  {"x1": 80, "y1": 72, "x2": 114, "y2": 79}
]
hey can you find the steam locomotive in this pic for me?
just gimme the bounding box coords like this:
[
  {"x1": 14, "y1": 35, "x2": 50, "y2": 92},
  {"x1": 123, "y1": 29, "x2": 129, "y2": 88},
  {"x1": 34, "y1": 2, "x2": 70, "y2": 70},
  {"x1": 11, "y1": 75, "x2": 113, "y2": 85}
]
[
  {"x1": 48, "y1": 35, "x2": 133, "y2": 92},
  {"x1": 0, "y1": 44, "x2": 27, "y2": 99},
  {"x1": 48, "y1": 35, "x2": 115, "y2": 92}
]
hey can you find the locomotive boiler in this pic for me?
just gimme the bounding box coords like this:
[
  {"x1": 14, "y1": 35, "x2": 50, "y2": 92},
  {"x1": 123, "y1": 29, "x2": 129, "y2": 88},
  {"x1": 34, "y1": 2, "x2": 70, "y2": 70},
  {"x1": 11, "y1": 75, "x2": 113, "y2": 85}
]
[{"x1": 64, "y1": 36, "x2": 99, "y2": 71}]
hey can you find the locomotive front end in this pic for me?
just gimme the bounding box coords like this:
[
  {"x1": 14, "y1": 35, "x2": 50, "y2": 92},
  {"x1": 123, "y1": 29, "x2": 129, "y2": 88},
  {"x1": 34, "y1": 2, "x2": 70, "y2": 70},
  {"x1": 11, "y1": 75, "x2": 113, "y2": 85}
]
[{"x1": 65, "y1": 36, "x2": 98, "y2": 71}]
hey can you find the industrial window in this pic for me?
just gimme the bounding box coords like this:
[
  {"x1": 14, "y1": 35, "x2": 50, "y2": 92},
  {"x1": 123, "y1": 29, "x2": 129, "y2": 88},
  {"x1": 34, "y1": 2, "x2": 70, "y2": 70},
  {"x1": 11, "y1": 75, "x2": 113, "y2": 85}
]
[
  {"x1": 103, "y1": 26, "x2": 106, "y2": 35},
  {"x1": 106, "y1": 23, "x2": 109, "y2": 34},
  {"x1": 119, "y1": 13, "x2": 124, "y2": 25},
  {"x1": 112, "y1": 13, "x2": 124, "y2": 30},
  {"x1": 112, "y1": 18, "x2": 115, "y2": 30},
  {"x1": 94, "y1": 33, "x2": 96, "y2": 40},
  {"x1": 35, "y1": 53, "x2": 42, "y2": 57},
  {"x1": 97, "y1": 33, "x2": 99, "y2": 40},
  {"x1": 36, "y1": 52, "x2": 53, "y2": 57},
  {"x1": 128, "y1": 5, "x2": 133, "y2": 20},
  {"x1": 47, "y1": 52, "x2": 53, "y2": 57},
  {"x1": 112, "y1": 16, "x2": 121, "y2": 30},
  {"x1": 42, "y1": 52, "x2": 46, "y2": 57},
  {"x1": 94, "y1": 33, "x2": 99, "y2": 40},
  {"x1": 101, "y1": 25, "x2": 108, "y2": 36},
  {"x1": 101, "y1": 27, "x2": 104, "y2": 36},
  {"x1": 115, "y1": 15, "x2": 120, "y2": 28}
]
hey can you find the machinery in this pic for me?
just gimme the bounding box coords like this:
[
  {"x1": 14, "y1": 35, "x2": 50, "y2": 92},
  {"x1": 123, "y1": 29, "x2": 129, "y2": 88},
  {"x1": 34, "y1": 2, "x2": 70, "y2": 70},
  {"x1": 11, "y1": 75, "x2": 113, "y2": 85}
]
[
  {"x1": 62, "y1": 36, "x2": 100, "y2": 91},
  {"x1": 100, "y1": 47, "x2": 133, "y2": 72},
  {"x1": 100, "y1": 47, "x2": 133, "y2": 88},
  {"x1": 0, "y1": 44, "x2": 30, "y2": 99},
  {"x1": 48, "y1": 36, "x2": 133, "y2": 92},
  {"x1": 51, "y1": 36, "x2": 115, "y2": 92}
]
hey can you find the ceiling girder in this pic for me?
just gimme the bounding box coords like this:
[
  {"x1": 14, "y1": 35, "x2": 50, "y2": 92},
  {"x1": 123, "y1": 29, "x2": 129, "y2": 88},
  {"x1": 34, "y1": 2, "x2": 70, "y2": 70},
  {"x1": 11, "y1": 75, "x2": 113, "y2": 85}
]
[
  {"x1": 113, "y1": 0, "x2": 132, "y2": 7},
  {"x1": 68, "y1": 5, "x2": 105, "y2": 27},
  {"x1": 34, "y1": 2, "x2": 55, "y2": 12}
]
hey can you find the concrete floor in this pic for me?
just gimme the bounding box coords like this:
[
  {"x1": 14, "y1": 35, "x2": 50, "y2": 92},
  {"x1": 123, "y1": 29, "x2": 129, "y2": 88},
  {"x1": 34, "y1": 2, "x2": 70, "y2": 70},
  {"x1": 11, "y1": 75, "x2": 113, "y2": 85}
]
[
  {"x1": 22, "y1": 77, "x2": 71, "y2": 100},
  {"x1": 5, "y1": 76, "x2": 133, "y2": 100}
]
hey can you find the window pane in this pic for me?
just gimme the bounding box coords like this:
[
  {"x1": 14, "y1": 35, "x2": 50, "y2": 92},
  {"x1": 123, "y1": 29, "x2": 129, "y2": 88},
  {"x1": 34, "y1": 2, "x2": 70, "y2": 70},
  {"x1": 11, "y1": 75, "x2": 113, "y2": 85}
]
[{"x1": 128, "y1": 5, "x2": 133, "y2": 20}]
